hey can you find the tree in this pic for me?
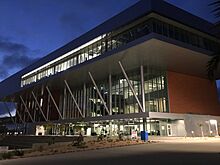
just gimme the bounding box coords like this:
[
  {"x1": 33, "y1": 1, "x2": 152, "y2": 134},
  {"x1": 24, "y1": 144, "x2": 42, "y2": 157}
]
[{"x1": 207, "y1": 0, "x2": 220, "y2": 80}]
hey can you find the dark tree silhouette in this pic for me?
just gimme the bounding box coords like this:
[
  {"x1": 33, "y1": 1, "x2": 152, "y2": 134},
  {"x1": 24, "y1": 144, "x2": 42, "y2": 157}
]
[{"x1": 207, "y1": 0, "x2": 220, "y2": 80}]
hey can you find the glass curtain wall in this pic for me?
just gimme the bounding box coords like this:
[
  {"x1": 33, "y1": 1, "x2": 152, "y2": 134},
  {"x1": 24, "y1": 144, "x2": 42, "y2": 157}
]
[
  {"x1": 60, "y1": 66, "x2": 168, "y2": 120},
  {"x1": 21, "y1": 16, "x2": 219, "y2": 87}
]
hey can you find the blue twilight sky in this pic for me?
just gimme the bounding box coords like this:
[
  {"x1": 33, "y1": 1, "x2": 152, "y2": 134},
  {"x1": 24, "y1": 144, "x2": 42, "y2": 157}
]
[{"x1": 0, "y1": 0, "x2": 219, "y2": 117}]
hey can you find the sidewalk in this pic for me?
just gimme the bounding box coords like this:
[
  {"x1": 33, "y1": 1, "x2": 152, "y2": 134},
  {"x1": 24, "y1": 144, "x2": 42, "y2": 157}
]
[{"x1": 148, "y1": 136, "x2": 220, "y2": 143}]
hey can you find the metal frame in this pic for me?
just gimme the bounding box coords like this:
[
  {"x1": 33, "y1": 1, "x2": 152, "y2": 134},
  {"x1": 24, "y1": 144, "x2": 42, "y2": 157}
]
[
  {"x1": 64, "y1": 80, "x2": 84, "y2": 118},
  {"x1": 31, "y1": 91, "x2": 48, "y2": 121},
  {"x1": 88, "y1": 72, "x2": 110, "y2": 115},
  {"x1": 46, "y1": 86, "x2": 63, "y2": 119},
  {"x1": 20, "y1": 95, "x2": 34, "y2": 122},
  {"x1": 118, "y1": 61, "x2": 144, "y2": 112}
]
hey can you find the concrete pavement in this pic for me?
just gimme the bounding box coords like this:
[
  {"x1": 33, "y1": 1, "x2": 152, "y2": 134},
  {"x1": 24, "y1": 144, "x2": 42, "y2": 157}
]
[{"x1": 1, "y1": 140, "x2": 220, "y2": 165}]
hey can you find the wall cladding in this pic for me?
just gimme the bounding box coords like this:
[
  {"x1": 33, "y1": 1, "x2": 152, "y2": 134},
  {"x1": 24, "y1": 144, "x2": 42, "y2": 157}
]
[{"x1": 167, "y1": 71, "x2": 220, "y2": 116}]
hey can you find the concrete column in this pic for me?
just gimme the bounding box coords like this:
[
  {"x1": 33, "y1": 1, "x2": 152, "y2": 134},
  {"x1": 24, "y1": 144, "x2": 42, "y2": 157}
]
[
  {"x1": 109, "y1": 74, "x2": 113, "y2": 137},
  {"x1": 63, "y1": 85, "x2": 67, "y2": 119},
  {"x1": 83, "y1": 84, "x2": 86, "y2": 117},
  {"x1": 141, "y1": 65, "x2": 147, "y2": 135}
]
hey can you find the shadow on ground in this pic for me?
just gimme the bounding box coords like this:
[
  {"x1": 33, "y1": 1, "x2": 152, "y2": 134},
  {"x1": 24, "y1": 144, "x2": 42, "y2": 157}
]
[{"x1": 1, "y1": 151, "x2": 220, "y2": 165}]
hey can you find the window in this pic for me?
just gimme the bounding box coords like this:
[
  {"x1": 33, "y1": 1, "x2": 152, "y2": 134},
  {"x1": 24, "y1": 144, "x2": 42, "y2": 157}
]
[{"x1": 21, "y1": 17, "x2": 219, "y2": 87}]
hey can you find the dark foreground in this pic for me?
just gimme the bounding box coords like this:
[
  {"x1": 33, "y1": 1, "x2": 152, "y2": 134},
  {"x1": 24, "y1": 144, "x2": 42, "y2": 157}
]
[{"x1": 1, "y1": 142, "x2": 220, "y2": 165}]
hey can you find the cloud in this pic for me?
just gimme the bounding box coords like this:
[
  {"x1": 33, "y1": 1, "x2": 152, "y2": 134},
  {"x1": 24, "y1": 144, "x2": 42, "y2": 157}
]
[
  {"x1": 0, "y1": 37, "x2": 28, "y2": 54},
  {"x1": 2, "y1": 53, "x2": 38, "y2": 69},
  {"x1": 0, "y1": 102, "x2": 16, "y2": 117},
  {"x1": 0, "y1": 36, "x2": 40, "y2": 116},
  {"x1": 0, "y1": 35, "x2": 39, "y2": 81}
]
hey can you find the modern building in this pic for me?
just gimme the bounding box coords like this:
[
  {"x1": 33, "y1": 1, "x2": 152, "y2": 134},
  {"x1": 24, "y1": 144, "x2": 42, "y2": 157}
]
[{"x1": 0, "y1": 0, "x2": 220, "y2": 137}]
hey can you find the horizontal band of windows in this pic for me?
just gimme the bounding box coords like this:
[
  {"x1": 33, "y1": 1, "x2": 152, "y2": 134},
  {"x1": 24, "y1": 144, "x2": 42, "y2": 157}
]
[{"x1": 21, "y1": 18, "x2": 219, "y2": 87}]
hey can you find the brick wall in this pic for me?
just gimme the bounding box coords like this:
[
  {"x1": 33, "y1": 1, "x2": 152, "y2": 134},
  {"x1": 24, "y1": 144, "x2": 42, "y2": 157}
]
[{"x1": 167, "y1": 71, "x2": 220, "y2": 116}]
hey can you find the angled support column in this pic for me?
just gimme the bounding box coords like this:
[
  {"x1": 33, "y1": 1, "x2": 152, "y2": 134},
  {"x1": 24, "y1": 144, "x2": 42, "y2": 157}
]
[
  {"x1": 46, "y1": 86, "x2": 63, "y2": 119},
  {"x1": 88, "y1": 72, "x2": 110, "y2": 115},
  {"x1": 3, "y1": 102, "x2": 15, "y2": 124},
  {"x1": 15, "y1": 108, "x2": 25, "y2": 124},
  {"x1": 46, "y1": 92, "x2": 50, "y2": 120},
  {"x1": 64, "y1": 80, "x2": 84, "y2": 118},
  {"x1": 20, "y1": 96, "x2": 34, "y2": 122},
  {"x1": 140, "y1": 65, "x2": 146, "y2": 112},
  {"x1": 118, "y1": 61, "x2": 143, "y2": 112},
  {"x1": 31, "y1": 91, "x2": 48, "y2": 121}
]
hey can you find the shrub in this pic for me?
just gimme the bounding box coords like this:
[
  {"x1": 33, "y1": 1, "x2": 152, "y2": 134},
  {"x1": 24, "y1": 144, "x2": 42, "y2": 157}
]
[
  {"x1": 118, "y1": 133, "x2": 123, "y2": 141},
  {"x1": 37, "y1": 146, "x2": 44, "y2": 152},
  {"x1": 13, "y1": 149, "x2": 24, "y2": 156},
  {"x1": 72, "y1": 134, "x2": 84, "y2": 146},
  {"x1": 97, "y1": 134, "x2": 104, "y2": 141},
  {"x1": 1, "y1": 152, "x2": 13, "y2": 159},
  {"x1": 48, "y1": 137, "x2": 55, "y2": 145}
]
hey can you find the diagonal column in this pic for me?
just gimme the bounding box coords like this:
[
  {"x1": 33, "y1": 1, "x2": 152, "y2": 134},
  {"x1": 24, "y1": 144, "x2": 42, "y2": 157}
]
[
  {"x1": 46, "y1": 92, "x2": 50, "y2": 120},
  {"x1": 20, "y1": 95, "x2": 34, "y2": 122},
  {"x1": 15, "y1": 107, "x2": 25, "y2": 124},
  {"x1": 118, "y1": 61, "x2": 143, "y2": 112},
  {"x1": 88, "y1": 72, "x2": 110, "y2": 115},
  {"x1": 140, "y1": 65, "x2": 146, "y2": 112},
  {"x1": 3, "y1": 102, "x2": 15, "y2": 124},
  {"x1": 64, "y1": 80, "x2": 84, "y2": 118},
  {"x1": 11, "y1": 100, "x2": 25, "y2": 124},
  {"x1": 46, "y1": 86, "x2": 63, "y2": 119},
  {"x1": 31, "y1": 91, "x2": 48, "y2": 121}
]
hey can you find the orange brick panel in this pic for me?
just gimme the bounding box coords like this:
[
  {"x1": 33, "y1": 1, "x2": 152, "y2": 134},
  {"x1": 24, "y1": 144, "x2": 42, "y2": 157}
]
[{"x1": 167, "y1": 71, "x2": 220, "y2": 116}]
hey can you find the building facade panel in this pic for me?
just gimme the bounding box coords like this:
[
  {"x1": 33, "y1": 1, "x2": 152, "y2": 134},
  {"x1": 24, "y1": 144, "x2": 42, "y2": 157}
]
[{"x1": 167, "y1": 71, "x2": 220, "y2": 115}]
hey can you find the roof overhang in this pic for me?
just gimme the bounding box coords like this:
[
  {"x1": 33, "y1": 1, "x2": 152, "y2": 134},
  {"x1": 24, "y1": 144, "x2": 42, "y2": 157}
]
[
  {"x1": 49, "y1": 34, "x2": 217, "y2": 88},
  {"x1": 5, "y1": 33, "x2": 220, "y2": 100}
]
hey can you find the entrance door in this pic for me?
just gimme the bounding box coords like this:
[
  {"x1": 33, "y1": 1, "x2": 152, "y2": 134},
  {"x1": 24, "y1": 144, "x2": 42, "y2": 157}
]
[{"x1": 167, "y1": 124, "x2": 172, "y2": 136}]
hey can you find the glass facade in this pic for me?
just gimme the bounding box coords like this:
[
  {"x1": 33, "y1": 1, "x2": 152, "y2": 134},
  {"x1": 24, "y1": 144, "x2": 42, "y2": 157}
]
[
  {"x1": 17, "y1": 65, "x2": 169, "y2": 126},
  {"x1": 21, "y1": 16, "x2": 219, "y2": 87},
  {"x1": 57, "y1": 67, "x2": 168, "y2": 120},
  {"x1": 151, "y1": 19, "x2": 218, "y2": 51},
  {"x1": 38, "y1": 118, "x2": 173, "y2": 137}
]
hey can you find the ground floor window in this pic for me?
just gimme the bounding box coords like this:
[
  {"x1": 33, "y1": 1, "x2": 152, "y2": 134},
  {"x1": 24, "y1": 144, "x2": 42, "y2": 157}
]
[{"x1": 37, "y1": 118, "x2": 183, "y2": 137}]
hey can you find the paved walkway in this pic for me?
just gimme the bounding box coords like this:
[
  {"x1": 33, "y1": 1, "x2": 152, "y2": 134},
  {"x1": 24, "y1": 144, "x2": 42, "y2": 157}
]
[
  {"x1": 149, "y1": 136, "x2": 220, "y2": 143},
  {"x1": 1, "y1": 139, "x2": 220, "y2": 165}
]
